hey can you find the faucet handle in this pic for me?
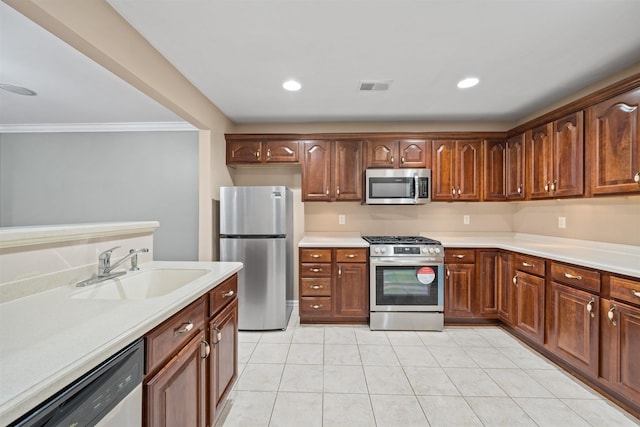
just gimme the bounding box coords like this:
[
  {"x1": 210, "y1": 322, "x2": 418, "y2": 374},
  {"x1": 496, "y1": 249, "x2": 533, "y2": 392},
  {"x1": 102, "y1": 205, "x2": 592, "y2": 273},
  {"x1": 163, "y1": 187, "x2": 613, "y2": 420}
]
[{"x1": 99, "y1": 246, "x2": 120, "y2": 261}]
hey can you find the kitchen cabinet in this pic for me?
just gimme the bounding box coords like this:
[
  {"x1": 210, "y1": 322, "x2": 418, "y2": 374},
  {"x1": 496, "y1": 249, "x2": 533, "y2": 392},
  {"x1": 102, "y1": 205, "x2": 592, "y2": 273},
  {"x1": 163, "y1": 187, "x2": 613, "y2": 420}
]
[
  {"x1": 512, "y1": 254, "x2": 545, "y2": 344},
  {"x1": 144, "y1": 297, "x2": 208, "y2": 427},
  {"x1": 483, "y1": 139, "x2": 506, "y2": 201},
  {"x1": 506, "y1": 133, "x2": 526, "y2": 199},
  {"x1": 497, "y1": 251, "x2": 515, "y2": 325},
  {"x1": 526, "y1": 112, "x2": 584, "y2": 199},
  {"x1": 432, "y1": 140, "x2": 482, "y2": 201},
  {"x1": 547, "y1": 261, "x2": 601, "y2": 378},
  {"x1": 366, "y1": 139, "x2": 430, "y2": 168},
  {"x1": 302, "y1": 140, "x2": 363, "y2": 202},
  {"x1": 477, "y1": 250, "x2": 499, "y2": 317},
  {"x1": 444, "y1": 249, "x2": 476, "y2": 319},
  {"x1": 226, "y1": 139, "x2": 300, "y2": 164},
  {"x1": 299, "y1": 247, "x2": 368, "y2": 323},
  {"x1": 586, "y1": 87, "x2": 640, "y2": 195},
  {"x1": 208, "y1": 275, "x2": 238, "y2": 425}
]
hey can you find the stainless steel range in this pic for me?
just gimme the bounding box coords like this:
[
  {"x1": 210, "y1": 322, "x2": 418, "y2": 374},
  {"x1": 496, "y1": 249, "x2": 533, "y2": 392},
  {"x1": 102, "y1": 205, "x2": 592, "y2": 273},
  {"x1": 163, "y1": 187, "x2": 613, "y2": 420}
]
[{"x1": 364, "y1": 236, "x2": 445, "y2": 331}]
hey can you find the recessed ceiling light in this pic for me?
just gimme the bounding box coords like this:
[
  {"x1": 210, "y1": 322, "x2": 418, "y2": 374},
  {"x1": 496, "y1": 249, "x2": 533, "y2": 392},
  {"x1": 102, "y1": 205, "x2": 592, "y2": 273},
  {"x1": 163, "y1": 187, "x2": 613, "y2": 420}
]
[
  {"x1": 457, "y1": 77, "x2": 479, "y2": 89},
  {"x1": 0, "y1": 83, "x2": 37, "y2": 96},
  {"x1": 282, "y1": 80, "x2": 301, "y2": 91}
]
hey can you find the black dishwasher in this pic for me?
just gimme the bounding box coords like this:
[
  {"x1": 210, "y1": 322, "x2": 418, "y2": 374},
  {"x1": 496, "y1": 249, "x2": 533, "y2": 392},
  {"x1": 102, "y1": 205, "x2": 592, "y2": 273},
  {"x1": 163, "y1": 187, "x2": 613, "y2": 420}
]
[{"x1": 10, "y1": 338, "x2": 144, "y2": 427}]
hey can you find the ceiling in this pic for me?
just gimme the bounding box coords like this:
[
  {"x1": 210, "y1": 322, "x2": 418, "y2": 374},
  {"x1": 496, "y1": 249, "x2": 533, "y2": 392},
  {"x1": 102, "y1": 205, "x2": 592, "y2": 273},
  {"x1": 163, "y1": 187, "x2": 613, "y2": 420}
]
[{"x1": 2, "y1": 0, "x2": 640, "y2": 126}]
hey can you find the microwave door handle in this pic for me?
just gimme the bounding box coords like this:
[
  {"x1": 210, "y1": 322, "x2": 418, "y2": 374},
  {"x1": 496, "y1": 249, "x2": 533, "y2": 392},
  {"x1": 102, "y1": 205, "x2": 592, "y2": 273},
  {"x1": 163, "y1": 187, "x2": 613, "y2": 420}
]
[{"x1": 414, "y1": 174, "x2": 419, "y2": 203}]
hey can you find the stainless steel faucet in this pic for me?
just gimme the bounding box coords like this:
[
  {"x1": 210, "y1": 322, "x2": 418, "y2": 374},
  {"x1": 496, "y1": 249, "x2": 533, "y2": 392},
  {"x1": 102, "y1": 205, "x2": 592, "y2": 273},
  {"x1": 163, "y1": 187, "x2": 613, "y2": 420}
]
[
  {"x1": 76, "y1": 246, "x2": 149, "y2": 287},
  {"x1": 98, "y1": 246, "x2": 149, "y2": 276}
]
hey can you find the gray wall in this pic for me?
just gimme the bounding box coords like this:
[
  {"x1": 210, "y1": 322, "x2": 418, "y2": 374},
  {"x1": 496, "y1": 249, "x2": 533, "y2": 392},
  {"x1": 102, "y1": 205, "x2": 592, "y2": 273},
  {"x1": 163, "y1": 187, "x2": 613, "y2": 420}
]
[{"x1": 0, "y1": 131, "x2": 199, "y2": 261}]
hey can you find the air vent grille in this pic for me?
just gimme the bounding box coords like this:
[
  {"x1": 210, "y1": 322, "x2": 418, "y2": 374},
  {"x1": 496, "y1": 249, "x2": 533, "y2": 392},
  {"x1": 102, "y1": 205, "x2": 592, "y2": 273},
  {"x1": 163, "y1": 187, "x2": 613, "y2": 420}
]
[{"x1": 359, "y1": 81, "x2": 391, "y2": 91}]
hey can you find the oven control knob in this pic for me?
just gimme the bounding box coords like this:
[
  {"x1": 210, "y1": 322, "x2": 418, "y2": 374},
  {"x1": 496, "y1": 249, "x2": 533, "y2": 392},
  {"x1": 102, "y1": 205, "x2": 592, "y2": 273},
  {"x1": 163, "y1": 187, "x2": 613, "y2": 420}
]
[
  {"x1": 374, "y1": 247, "x2": 380, "y2": 254},
  {"x1": 434, "y1": 248, "x2": 441, "y2": 254},
  {"x1": 422, "y1": 247, "x2": 428, "y2": 253},
  {"x1": 381, "y1": 247, "x2": 386, "y2": 253},
  {"x1": 428, "y1": 247, "x2": 435, "y2": 254}
]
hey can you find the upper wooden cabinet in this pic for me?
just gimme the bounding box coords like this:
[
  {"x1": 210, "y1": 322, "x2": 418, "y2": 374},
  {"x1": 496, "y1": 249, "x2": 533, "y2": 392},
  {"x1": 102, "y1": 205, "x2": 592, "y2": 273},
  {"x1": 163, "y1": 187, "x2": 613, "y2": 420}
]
[
  {"x1": 586, "y1": 88, "x2": 640, "y2": 195},
  {"x1": 366, "y1": 139, "x2": 430, "y2": 168},
  {"x1": 484, "y1": 134, "x2": 525, "y2": 201},
  {"x1": 506, "y1": 134, "x2": 526, "y2": 199},
  {"x1": 226, "y1": 139, "x2": 300, "y2": 164},
  {"x1": 302, "y1": 140, "x2": 363, "y2": 202},
  {"x1": 526, "y1": 112, "x2": 584, "y2": 199},
  {"x1": 432, "y1": 140, "x2": 482, "y2": 201}
]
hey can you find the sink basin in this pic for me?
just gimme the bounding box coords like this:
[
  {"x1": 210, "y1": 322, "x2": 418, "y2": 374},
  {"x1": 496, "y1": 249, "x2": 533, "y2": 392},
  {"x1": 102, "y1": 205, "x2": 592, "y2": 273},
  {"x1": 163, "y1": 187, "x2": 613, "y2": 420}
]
[{"x1": 71, "y1": 268, "x2": 209, "y2": 300}]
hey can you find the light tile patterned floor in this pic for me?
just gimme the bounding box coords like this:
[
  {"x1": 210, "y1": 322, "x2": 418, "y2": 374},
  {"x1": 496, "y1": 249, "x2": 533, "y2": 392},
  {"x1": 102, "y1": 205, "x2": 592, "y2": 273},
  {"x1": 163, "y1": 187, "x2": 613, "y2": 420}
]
[{"x1": 215, "y1": 309, "x2": 640, "y2": 427}]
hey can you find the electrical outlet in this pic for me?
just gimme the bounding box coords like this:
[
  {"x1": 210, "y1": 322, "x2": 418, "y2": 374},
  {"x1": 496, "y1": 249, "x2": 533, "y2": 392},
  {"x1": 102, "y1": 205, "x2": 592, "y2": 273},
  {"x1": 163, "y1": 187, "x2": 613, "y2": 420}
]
[
  {"x1": 558, "y1": 216, "x2": 566, "y2": 229},
  {"x1": 338, "y1": 214, "x2": 346, "y2": 225},
  {"x1": 463, "y1": 215, "x2": 470, "y2": 225}
]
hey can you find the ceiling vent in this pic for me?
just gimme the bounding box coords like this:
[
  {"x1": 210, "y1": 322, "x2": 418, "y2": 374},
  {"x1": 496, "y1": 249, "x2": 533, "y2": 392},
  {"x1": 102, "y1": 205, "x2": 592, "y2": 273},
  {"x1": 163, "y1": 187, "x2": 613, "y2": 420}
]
[{"x1": 359, "y1": 81, "x2": 391, "y2": 91}]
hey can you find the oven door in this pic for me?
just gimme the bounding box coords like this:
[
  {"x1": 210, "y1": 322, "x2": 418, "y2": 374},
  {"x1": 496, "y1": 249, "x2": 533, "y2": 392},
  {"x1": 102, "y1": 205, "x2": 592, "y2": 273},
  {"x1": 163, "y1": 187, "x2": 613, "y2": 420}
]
[{"x1": 370, "y1": 258, "x2": 444, "y2": 312}]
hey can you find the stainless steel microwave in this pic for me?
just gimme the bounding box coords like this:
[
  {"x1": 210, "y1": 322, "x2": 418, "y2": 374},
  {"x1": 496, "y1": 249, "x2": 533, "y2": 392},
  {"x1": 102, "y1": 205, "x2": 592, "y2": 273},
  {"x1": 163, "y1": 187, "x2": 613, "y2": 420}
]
[{"x1": 365, "y1": 169, "x2": 431, "y2": 205}]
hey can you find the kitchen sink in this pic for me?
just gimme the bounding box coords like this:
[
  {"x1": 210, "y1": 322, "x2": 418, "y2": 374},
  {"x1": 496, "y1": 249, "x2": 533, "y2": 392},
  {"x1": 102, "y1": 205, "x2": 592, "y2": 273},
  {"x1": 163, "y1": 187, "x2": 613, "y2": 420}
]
[{"x1": 71, "y1": 268, "x2": 209, "y2": 300}]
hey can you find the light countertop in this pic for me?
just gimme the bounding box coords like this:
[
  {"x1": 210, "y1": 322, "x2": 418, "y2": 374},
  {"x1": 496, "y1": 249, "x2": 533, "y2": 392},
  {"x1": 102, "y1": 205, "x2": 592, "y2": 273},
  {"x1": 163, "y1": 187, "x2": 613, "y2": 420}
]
[
  {"x1": 421, "y1": 232, "x2": 640, "y2": 278},
  {"x1": 299, "y1": 232, "x2": 369, "y2": 248},
  {"x1": 0, "y1": 261, "x2": 242, "y2": 426}
]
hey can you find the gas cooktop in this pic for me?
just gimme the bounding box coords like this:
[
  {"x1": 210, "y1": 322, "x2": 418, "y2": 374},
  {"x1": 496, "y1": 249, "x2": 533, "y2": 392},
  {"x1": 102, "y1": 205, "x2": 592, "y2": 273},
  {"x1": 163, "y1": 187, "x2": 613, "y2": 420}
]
[{"x1": 362, "y1": 236, "x2": 442, "y2": 245}]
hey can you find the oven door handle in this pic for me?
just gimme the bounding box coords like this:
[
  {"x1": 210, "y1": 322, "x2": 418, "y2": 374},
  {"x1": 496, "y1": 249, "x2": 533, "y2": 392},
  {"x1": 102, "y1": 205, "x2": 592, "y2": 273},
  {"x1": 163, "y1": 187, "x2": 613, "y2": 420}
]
[{"x1": 372, "y1": 258, "x2": 442, "y2": 265}]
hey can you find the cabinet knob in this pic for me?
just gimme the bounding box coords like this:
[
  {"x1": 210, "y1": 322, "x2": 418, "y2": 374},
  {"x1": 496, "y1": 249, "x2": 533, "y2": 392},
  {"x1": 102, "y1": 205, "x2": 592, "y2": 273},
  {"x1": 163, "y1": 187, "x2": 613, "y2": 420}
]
[
  {"x1": 544, "y1": 181, "x2": 550, "y2": 192},
  {"x1": 256, "y1": 150, "x2": 260, "y2": 158},
  {"x1": 390, "y1": 156, "x2": 394, "y2": 164},
  {"x1": 336, "y1": 186, "x2": 340, "y2": 196},
  {"x1": 608, "y1": 305, "x2": 617, "y2": 326},
  {"x1": 213, "y1": 326, "x2": 222, "y2": 344},
  {"x1": 551, "y1": 179, "x2": 557, "y2": 193},
  {"x1": 326, "y1": 188, "x2": 330, "y2": 196},
  {"x1": 266, "y1": 148, "x2": 271, "y2": 159},
  {"x1": 446, "y1": 267, "x2": 450, "y2": 279},
  {"x1": 634, "y1": 171, "x2": 640, "y2": 184},
  {"x1": 517, "y1": 184, "x2": 522, "y2": 195},
  {"x1": 346, "y1": 254, "x2": 358, "y2": 258},
  {"x1": 174, "y1": 320, "x2": 194, "y2": 335},
  {"x1": 451, "y1": 187, "x2": 456, "y2": 198},
  {"x1": 338, "y1": 266, "x2": 342, "y2": 278},
  {"x1": 457, "y1": 187, "x2": 461, "y2": 198},
  {"x1": 586, "y1": 297, "x2": 596, "y2": 318},
  {"x1": 401, "y1": 156, "x2": 405, "y2": 164}
]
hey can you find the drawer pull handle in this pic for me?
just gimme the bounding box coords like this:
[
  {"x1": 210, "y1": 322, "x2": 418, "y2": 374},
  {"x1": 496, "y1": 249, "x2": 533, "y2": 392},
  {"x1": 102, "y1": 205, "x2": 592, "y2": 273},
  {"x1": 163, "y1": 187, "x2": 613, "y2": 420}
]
[
  {"x1": 401, "y1": 156, "x2": 405, "y2": 164},
  {"x1": 222, "y1": 290, "x2": 235, "y2": 298},
  {"x1": 266, "y1": 148, "x2": 271, "y2": 159},
  {"x1": 544, "y1": 181, "x2": 550, "y2": 192},
  {"x1": 634, "y1": 171, "x2": 640, "y2": 184},
  {"x1": 522, "y1": 262, "x2": 535, "y2": 268},
  {"x1": 517, "y1": 184, "x2": 523, "y2": 194},
  {"x1": 631, "y1": 290, "x2": 640, "y2": 298},
  {"x1": 457, "y1": 187, "x2": 461, "y2": 197},
  {"x1": 311, "y1": 304, "x2": 323, "y2": 309},
  {"x1": 310, "y1": 285, "x2": 323, "y2": 290},
  {"x1": 564, "y1": 273, "x2": 582, "y2": 280},
  {"x1": 390, "y1": 156, "x2": 394, "y2": 164},
  {"x1": 338, "y1": 266, "x2": 342, "y2": 278},
  {"x1": 513, "y1": 273, "x2": 518, "y2": 287},
  {"x1": 451, "y1": 187, "x2": 456, "y2": 197},
  {"x1": 453, "y1": 254, "x2": 465, "y2": 259},
  {"x1": 175, "y1": 320, "x2": 194, "y2": 335},
  {"x1": 310, "y1": 268, "x2": 322, "y2": 273},
  {"x1": 551, "y1": 179, "x2": 557, "y2": 193},
  {"x1": 255, "y1": 150, "x2": 260, "y2": 158},
  {"x1": 446, "y1": 267, "x2": 450, "y2": 279},
  {"x1": 201, "y1": 338, "x2": 211, "y2": 359},
  {"x1": 213, "y1": 326, "x2": 222, "y2": 344},
  {"x1": 311, "y1": 254, "x2": 322, "y2": 258},
  {"x1": 336, "y1": 186, "x2": 340, "y2": 196},
  {"x1": 608, "y1": 305, "x2": 617, "y2": 326},
  {"x1": 586, "y1": 297, "x2": 596, "y2": 318},
  {"x1": 346, "y1": 254, "x2": 358, "y2": 258}
]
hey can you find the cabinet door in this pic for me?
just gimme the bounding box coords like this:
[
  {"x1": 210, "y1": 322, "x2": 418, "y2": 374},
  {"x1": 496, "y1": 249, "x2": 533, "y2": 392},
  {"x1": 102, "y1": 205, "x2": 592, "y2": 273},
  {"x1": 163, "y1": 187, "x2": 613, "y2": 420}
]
[
  {"x1": 457, "y1": 140, "x2": 482, "y2": 201},
  {"x1": 506, "y1": 134, "x2": 526, "y2": 199},
  {"x1": 367, "y1": 140, "x2": 397, "y2": 167},
  {"x1": 608, "y1": 301, "x2": 640, "y2": 402},
  {"x1": 549, "y1": 283, "x2": 598, "y2": 377},
  {"x1": 264, "y1": 140, "x2": 299, "y2": 163},
  {"x1": 334, "y1": 140, "x2": 363, "y2": 201},
  {"x1": 444, "y1": 263, "x2": 475, "y2": 318},
  {"x1": 528, "y1": 123, "x2": 554, "y2": 199},
  {"x1": 477, "y1": 250, "x2": 499, "y2": 316},
  {"x1": 145, "y1": 333, "x2": 207, "y2": 427},
  {"x1": 553, "y1": 112, "x2": 584, "y2": 197},
  {"x1": 586, "y1": 88, "x2": 640, "y2": 195},
  {"x1": 227, "y1": 140, "x2": 262, "y2": 164},
  {"x1": 432, "y1": 140, "x2": 456, "y2": 200},
  {"x1": 302, "y1": 140, "x2": 332, "y2": 201},
  {"x1": 398, "y1": 139, "x2": 429, "y2": 168},
  {"x1": 210, "y1": 299, "x2": 238, "y2": 424},
  {"x1": 497, "y1": 252, "x2": 515, "y2": 324},
  {"x1": 484, "y1": 139, "x2": 506, "y2": 201},
  {"x1": 514, "y1": 271, "x2": 545, "y2": 344},
  {"x1": 335, "y1": 262, "x2": 368, "y2": 320}
]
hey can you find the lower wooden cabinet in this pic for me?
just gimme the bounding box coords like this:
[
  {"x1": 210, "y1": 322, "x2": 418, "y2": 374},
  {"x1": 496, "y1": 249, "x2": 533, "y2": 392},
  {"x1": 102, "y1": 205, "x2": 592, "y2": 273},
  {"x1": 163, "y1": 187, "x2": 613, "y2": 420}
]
[
  {"x1": 209, "y1": 298, "x2": 238, "y2": 425},
  {"x1": 514, "y1": 270, "x2": 545, "y2": 345},
  {"x1": 299, "y1": 247, "x2": 368, "y2": 323},
  {"x1": 548, "y1": 282, "x2": 599, "y2": 377},
  {"x1": 444, "y1": 263, "x2": 475, "y2": 318},
  {"x1": 497, "y1": 251, "x2": 515, "y2": 325}
]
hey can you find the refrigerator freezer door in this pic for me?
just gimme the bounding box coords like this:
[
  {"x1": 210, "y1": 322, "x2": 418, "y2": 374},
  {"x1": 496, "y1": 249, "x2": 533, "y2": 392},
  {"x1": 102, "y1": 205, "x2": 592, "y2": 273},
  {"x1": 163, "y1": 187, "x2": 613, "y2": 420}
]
[
  {"x1": 220, "y1": 237, "x2": 287, "y2": 330},
  {"x1": 220, "y1": 186, "x2": 287, "y2": 235}
]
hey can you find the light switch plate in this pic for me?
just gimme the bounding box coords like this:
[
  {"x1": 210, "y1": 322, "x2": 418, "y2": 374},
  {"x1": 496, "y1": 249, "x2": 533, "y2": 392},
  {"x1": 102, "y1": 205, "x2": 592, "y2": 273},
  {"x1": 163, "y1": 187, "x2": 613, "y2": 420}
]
[
  {"x1": 558, "y1": 216, "x2": 566, "y2": 229},
  {"x1": 463, "y1": 215, "x2": 470, "y2": 225},
  {"x1": 338, "y1": 214, "x2": 346, "y2": 225}
]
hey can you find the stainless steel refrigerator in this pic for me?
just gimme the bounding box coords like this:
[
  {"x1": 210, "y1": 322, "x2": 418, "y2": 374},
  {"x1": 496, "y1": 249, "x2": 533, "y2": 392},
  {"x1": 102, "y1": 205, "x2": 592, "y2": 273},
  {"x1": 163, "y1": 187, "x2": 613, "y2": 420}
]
[{"x1": 220, "y1": 186, "x2": 293, "y2": 330}]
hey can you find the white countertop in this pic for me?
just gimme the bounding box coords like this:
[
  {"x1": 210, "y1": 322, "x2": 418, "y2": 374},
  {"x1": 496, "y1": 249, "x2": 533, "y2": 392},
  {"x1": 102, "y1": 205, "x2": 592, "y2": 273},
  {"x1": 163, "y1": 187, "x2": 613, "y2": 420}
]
[
  {"x1": 0, "y1": 261, "x2": 242, "y2": 426},
  {"x1": 299, "y1": 232, "x2": 369, "y2": 248},
  {"x1": 421, "y1": 232, "x2": 640, "y2": 278}
]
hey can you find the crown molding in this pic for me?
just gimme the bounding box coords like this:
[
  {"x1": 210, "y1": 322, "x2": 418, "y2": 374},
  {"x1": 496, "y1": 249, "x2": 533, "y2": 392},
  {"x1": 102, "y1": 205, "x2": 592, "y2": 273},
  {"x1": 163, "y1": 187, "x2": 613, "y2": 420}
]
[{"x1": 0, "y1": 122, "x2": 197, "y2": 133}]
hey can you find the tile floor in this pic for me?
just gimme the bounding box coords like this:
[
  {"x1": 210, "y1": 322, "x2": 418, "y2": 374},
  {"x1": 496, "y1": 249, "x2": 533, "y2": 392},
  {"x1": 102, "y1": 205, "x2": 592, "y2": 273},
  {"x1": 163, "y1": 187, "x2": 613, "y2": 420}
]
[{"x1": 215, "y1": 309, "x2": 639, "y2": 427}]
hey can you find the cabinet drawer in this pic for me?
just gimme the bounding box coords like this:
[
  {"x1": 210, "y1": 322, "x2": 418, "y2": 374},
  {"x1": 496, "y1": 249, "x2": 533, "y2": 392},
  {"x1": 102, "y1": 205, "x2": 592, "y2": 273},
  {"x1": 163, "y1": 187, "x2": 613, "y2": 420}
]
[
  {"x1": 300, "y1": 278, "x2": 332, "y2": 296},
  {"x1": 515, "y1": 254, "x2": 546, "y2": 276},
  {"x1": 146, "y1": 296, "x2": 207, "y2": 374},
  {"x1": 335, "y1": 248, "x2": 367, "y2": 263},
  {"x1": 300, "y1": 248, "x2": 332, "y2": 263},
  {"x1": 300, "y1": 297, "x2": 332, "y2": 314},
  {"x1": 445, "y1": 249, "x2": 475, "y2": 264},
  {"x1": 610, "y1": 276, "x2": 640, "y2": 306},
  {"x1": 300, "y1": 263, "x2": 332, "y2": 277},
  {"x1": 550, "y1": 262, "x2": 600, "y2": 293},
  {"x1": 210, "y1": 274, "x2": 238, "y2": 317}
]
